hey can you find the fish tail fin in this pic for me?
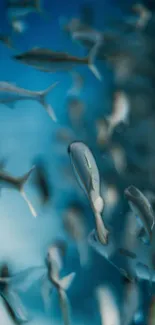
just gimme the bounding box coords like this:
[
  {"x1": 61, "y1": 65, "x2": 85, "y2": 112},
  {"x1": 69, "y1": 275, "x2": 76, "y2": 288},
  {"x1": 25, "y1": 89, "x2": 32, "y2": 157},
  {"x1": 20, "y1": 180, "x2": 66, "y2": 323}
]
[
  {"x1": 58, "y1": 289, "x2": 71, "y2": 325},
  {"x1": 59, "y1": 272, "x2": 76, "y2": 290},
  {"x1": 18, "y1": 166, "x2": 37, "y2": 218},
  {"x1": 87, "y1": 40, "x2": 102, "y2": 81},
  {"x1": 38, "y1": 82, "x2": 59, "y2": 121}
]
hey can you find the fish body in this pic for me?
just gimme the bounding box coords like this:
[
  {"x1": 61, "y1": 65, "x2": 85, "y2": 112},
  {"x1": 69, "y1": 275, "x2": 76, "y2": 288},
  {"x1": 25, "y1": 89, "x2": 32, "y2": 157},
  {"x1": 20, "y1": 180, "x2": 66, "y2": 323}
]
[
  {"x1": 68, "y1": 142, "x2": 109, "y2": 244},
  {"x1": 0, "y1": 81, "x2": 58, "y2": 121},
  {"x1": 14, "y1": 45, "x2": 102, "y2": 80},
  {"x1": 7, "y1": 0, "x2": 42, "y2": 19},
  {"x1": 124, "y1": 185, "x2": 155, "y2": 243}
]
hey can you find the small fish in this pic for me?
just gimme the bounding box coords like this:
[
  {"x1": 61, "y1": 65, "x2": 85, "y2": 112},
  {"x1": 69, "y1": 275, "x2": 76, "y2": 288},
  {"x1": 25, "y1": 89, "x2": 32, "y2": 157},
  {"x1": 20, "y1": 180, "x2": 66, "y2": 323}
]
[
  {"x1": 0, "y1": 264, "x2": 29, "y2": 324},
  {"x1": 119, "y1": 248, "x2": 136, "y2": 259},
  {"x1": 0, "y1": 81, "x2": 58, "y2": 121},
  {"x1": 109, "y1": 145, "x2": 127, "y2": 175},
  {"x1": 67, "y1": 71, "x2": 84, "y2": 96},
  {"x1": 121, "y1": 280, "x2": 140, "y2": 325},
  {"x1": 106, "y1": 91, "x2": 130, "y2": 137},
  {"x1": 132, "y1": 3, "x2": 152, "y2": 30},
  {"x1": 96, "y1": 286, "x2": 121, "y2": 325},
  {"x1": 95, "y1": 118, "x2": 109, "y2": 147},
  {"x1": 0, "y1": 166, "x2": 37, "y2": 217},
  {"x1": 67, "y1": 97, "x2": 85, "y2": 128},
  {"x1": 12, "y1": 20, "x2": 28, "y2": 33},
  {"x1": 63, "y1": 203, "x2": 89, "y2": 267},
  {"x1": 124, "y1": 185, "x2": 155, "y2": 243},
  {"x1": 13, "y1": 44, "x2": 102, "y2": 81},
  {"x1": 33, "y1": 157, "x2": 51, "y2": 205},
  {"x1": 0, "y1": 34, "x2": 13, "y2": 49},
  {"x1": 42, "y1": 241, "x2": 75, "y2": 325},
  {"x1": 7, "y1": 0, "x2": 43, "y2": 32},
  {"x1": 68, "y1": 141, "x2": 109, "y2": 244}
]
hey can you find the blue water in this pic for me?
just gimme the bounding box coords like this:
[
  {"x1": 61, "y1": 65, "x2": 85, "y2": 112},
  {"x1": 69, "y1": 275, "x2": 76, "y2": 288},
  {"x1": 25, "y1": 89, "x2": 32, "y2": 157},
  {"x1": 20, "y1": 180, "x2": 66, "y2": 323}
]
[{"x1": 0, "y1": 0, "x2": 154, "y2": 324}]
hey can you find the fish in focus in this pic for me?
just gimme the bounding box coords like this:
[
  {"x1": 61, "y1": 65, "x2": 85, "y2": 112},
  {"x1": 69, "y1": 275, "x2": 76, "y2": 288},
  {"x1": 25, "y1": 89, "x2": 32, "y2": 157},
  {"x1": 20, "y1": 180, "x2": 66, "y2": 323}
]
[
  {"x1": 0, "y1": 81, "x2": 58, "y2": 121},
  {"x1": 0, "y1": 165, "x2": 37, "y2": 217},
  {"x1": 13, "y1": 45, "x2": 102, "y2": 80},
  {"x1": 68, "y1": 141, "x2": 109, "y2": 245},
  {"x1": 63, "y1": 203, "x2": 90, "y2": 267},
  {"x1": 6, "y1": 0, "x2": 43, "y2": 33}
]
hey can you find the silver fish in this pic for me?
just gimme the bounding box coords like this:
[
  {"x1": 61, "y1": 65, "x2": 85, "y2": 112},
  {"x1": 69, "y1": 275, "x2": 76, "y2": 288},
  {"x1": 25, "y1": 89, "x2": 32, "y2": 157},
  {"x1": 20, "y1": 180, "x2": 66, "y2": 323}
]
[
  {"x1": 0, "y1": 81, "x2": 58, "y2": 121},
  {"x1": 0, "y1": 264, "x2": 29, "y2": 324},
  {"x1": 7, "y1": 0, "x2": 43, "y2": 33},
  {"x1": 63, "y1": 204, "x2": 89, "y2": 267},
  {"x1": 124, "y1": 185, "x2": 155, "y2": 243},
  {"x1": 0, "y1": 166, "x2": 37, "y2": 217},
  {"x1": 68, "y1": 141, "x2": 109, "y2": 244},
  {"x1": 13, "y1": 45, "x2": 102, "y2": 80},
  {"x1": 42, "y1": 242, "x2": 76, "y2": 325},
  {"x1": 0, "y1": 34, "x2": 13, "y2": 49}
]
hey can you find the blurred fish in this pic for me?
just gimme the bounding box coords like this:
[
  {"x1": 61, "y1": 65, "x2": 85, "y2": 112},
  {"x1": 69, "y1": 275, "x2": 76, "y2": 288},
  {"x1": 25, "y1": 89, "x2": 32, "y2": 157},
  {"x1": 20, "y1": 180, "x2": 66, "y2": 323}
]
[
  {"x1": 118, "y1": 248, "x2": 136, "y2": 259},
  {"x1": 109, "y1": 144, "x2": 127, "y2": 174},
  {"x1": 80, "y1": 3, "x2": 94, "y2": 27},
  {"x1": 67, "y1": 97, "x2": 85, "y2": 127},
  {"x1": 6, "y1": 0, "x2": 43, "y2": 33},
  {"x1": 96, "y1": 286, "x2": 120, "y2": 325},
  {"x1": 0, "y1": 81, "x2": 58, "y2": 121},
  {"x1": 0, "y1": 264, "x2": 29, "y2": 324},
  {"x1": 121, "y1": 280, "x2": 140, "y2": 325},
  {"x1": 0, "y1": 34, "x2": 13, "y2": 49},
  {"x1": 133, "y1": 3, "x2": 152, "y2": 29},
  {"x1": 12, "y1": 20, "x2": 28, "y2": 33},
  {"x1": 33, "y1": 158, "x2": 51, "y2": 205},
  {"x1": 42, "y1": 241, "x2": 75, "y2": 325},
  {"x1": 106, "y1": 91, "x2": 130, "y2": 137},
  {"x1": 68, "y1": 141, "x2": 109, "y2": 245},
  {"x1": 55, "y1": 127, "x2": 74, "y2": 144},
  {"x1": 13, "y1": 44, "x2": 102, "y2": 80},
  {"x1": 124, "y1": 185, "x2": 155, "y2": 244},
  {"x1": 148, "y1": 296, "x2": 155, "y2": 325},
  {"x1": 67, "y1": 71, "x2": 84, "y2": 96},
  {"x1": 95, "y1": 118, "x2": 109, "y2": 147},
  {"x1": 0, "y1": 165, "x2": 37, "y2": 217},
  {"x1": 63, "y1": 203, "x2": 89, "y2": 267}
]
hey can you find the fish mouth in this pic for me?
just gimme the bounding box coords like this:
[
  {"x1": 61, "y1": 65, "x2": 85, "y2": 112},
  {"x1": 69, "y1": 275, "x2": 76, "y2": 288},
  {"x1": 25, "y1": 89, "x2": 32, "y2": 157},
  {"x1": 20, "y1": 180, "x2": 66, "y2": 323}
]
[{"x1": 124, "y1": 185, "x2": 140, "y2": 199}]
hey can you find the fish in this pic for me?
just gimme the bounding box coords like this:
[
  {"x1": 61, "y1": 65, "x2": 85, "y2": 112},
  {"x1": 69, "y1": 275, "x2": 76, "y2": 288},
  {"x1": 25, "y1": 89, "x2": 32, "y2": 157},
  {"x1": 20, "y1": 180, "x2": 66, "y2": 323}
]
[
  {"x1": 0, "y1": 34, "x2": 13, "y2": 49},
  {"x1": 124, "y1": 185, "x2": 155, "y2": 244},
  {"x1": 68, "y1": 141, "x2": 109, "y2": 244},
  {"x1": 148, "y1": 296, "x2": 155, "y2": 325},
  {"x1": 95, "y1": 118, "x2": 109, "y2": 147},
  {"x1": 6, "y1": 0, "x2": 43, "y2": 33},
  {"x1": 118, "y1": 248, "x2": 137, "y2": 259},
  {"x1": 33, "y1": 157, "x2": 51, "y2": 205},
  {"x1": 0, "y1": 81, "x2": 58, "y2": 121},
  {"x1": 0, "y1": 264, "x2": 29, "y2": 324},
  {"x1": 132, "y1": 3, "x2": 152, "y2": 30},
  {"x1": 13, "y1": 44, "x2": 102, "y2": 81},
  {"x1": 67, "y1": 71, "x2": 84, "y2": 96},
  {"x1": 0, "y1": 165, "x2": 37, "y2": 217},
  {"x1": 42, "y1": 241, "x2": 76, "y2": 325},
  {"x1": 67, "y1": 97, "x2": 85, "y2": 128},
  {"x1": 63, "y1": 203, "x2": 89, "y2": 267},
  {"x1": 121, "y1": 280, "x2": 140, "y2": 325},
  {"x1": 106, "y1": 91, "x2": 130, "y2": 137},
  {"x1": 109, "y1": 144, "x2": 127, "y2": 175},
  {"x1": 96, "y1": 286, "x2": 120, "y2": 325}
]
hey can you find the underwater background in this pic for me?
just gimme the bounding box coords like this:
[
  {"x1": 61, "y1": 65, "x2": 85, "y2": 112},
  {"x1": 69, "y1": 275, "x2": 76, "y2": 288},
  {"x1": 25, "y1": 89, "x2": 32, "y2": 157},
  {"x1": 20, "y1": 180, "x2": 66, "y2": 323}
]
[{"x1": 0, "y1": 0, "x2": 155, "y2": 324}]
